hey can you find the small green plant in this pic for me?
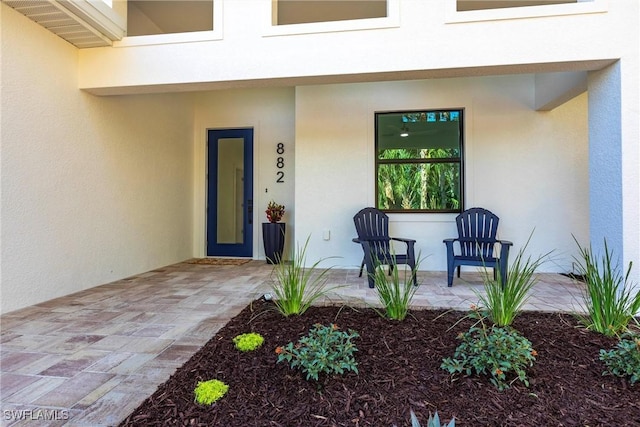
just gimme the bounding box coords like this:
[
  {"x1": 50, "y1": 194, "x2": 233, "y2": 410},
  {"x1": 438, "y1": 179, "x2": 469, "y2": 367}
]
[
  {"x1": 371, "y1": 255, "x2": 421, "y2": 321},
  {"x1": 573, "y1": 237, "x2": 640, "y2": 337},
  {"x1": 194, "y1": 379, "x2": 229, "y2": 405},
  {"x1": 441, "y1": 308, "x2": 536, "y2": 391},
  {"x1": 275, "y1": 323, "x2": 359, "y2": 381},
  {"x1": 270, "y1": 235, "x2": 340, "y2": 316},
  {"x1": 412, "y1": 409, "x2": 455, "y2": 427},
  {"x1": 600, "y1": 332, "x2": 640, "y2": 384},
  {"x1": 232, "y1": 332, "x2": 264, "y2": 352},
  {"x1": 477, "y1": 234, "x2": 550, "y2": 327}
]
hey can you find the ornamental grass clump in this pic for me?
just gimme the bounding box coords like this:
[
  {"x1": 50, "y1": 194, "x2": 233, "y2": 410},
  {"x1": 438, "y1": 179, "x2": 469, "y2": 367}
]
[
  {"x1": 371, "y1": 255, "x2": 421, "y2": 321},
  {"x1": 275, "y1": 323, "x2": 359, "y2": 381},
  {"x1": 194, "y1": 379, "x2": 229, "y2": 405},
  {"x1": 600, "y1": 332, "x2": 640, "y2": 385},
  {"x1": 270, "y1": 235, "x2": 340, "y2": 316},
  {"x1": 233, "y1": 332, "x2": 264, "y2": 352},
  {"x1": 477, "y1": 234, "x2": 551, "y2": 327},
  {"x1": 441, "y1": 308, "x2": 536, "y2": 391},
  {"x1": 573, "y1": 237, "x2": 640, "y2": 337}
]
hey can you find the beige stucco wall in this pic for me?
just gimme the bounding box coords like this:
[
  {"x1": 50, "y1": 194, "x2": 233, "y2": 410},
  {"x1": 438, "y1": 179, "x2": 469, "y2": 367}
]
[
  {"x1": 295, "y1": 77, "x2": 589, "y2": 272},
  {"x1": 0, "y1": 4, "x2": 194, "y2": 314}
]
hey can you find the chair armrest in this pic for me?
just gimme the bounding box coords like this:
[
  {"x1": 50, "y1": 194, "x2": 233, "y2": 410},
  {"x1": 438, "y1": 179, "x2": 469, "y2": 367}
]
[
  {"x1": 443, "y1": 238, "x2": 458, "y2": 244},
  {"x1": 352, "y1": 237, "x2": 361, "y2": 244},
  {"x1": 391, "y1": 237, "x2": 416, "y2": 244},
  {"x1": 497, "y1": 240, "x2": 513, "y2": 247}
]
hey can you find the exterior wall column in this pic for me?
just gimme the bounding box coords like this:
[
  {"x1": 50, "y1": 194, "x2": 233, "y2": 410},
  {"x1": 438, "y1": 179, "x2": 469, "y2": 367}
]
[
  {"x1": 588, "y1": 60, "x2": 640, "y2": 286},
  {"x1": 588, "y1": 62, "x2": 622, "y2": 254}
]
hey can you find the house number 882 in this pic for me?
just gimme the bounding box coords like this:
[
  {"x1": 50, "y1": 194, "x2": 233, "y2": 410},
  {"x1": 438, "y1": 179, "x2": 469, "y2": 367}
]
[{"x1": 276, "y1": 142, "x2": 285, "y2": 183}]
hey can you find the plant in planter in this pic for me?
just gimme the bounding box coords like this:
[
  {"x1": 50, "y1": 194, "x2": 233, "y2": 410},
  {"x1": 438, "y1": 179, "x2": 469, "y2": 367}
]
[
  {"x1": 263, "y1": 201, "x2": 286, "y2": 264},
  {"x1": 265, "y1": 200, "x2": 285, "y2": 223}
]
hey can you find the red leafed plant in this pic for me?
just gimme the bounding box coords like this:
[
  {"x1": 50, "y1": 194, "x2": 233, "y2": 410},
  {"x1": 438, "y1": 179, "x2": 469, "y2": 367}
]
[{"x1": 266, "y1": 201, "x2": 285, "y2": 223}]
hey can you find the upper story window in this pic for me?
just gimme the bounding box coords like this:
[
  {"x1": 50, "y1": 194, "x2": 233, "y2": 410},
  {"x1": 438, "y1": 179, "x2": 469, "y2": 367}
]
[
  {"x1": 448, "y1": 0, "x2": 603, "y2": 23},
  {"x1": 274, "y1": 0, "x2": 387, "y2": 25},
  {"x1": 375, "y1": 110, "x2": 464, "y2": 213},
  {"x1": 127, "y1": 1, "x2": 213, "y2": 36},
  {"x1": 457, "y1": 0, "x2": 577, "y2": 12}
]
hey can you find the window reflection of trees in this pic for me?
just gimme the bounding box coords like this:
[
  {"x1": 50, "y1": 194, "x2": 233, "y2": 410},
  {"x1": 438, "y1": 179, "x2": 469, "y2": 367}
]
[{"x1": 376, "y1": 110, "x2": 462, "y2": 213}]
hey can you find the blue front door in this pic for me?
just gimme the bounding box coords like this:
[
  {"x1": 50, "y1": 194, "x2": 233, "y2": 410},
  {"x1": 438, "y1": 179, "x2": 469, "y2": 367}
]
[{"x1": 207, "y1": 129, "x2": 253, "y2": 257}]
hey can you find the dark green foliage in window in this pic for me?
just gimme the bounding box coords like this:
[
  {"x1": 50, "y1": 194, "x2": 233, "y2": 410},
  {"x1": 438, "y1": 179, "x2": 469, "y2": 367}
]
[{"x1": 375, "y1": 110, "x2": 463, "y2": 212}]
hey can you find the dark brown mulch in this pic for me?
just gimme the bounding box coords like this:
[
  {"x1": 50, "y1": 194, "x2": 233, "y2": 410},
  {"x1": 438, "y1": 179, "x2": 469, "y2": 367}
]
[{"x1": 119, "y1": 300, "x2": 639, "y2": 426}]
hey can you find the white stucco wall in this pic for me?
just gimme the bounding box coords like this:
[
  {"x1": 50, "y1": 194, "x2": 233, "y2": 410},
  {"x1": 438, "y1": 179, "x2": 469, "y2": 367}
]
[
  {"x1": 295, "y1": 76, "x2": 589, "y2": 272},
  {"x1": 78, "y1": 0, "x2": 618, "y2": 95},
  {"x1": 2, "y1": 0, "x2": 637, "y2": 312},
  {"x1": 0, "y1": 4, "x2": 194, "y2": 314},
  {"x1": 192, "y1": 88, "x2": 296, "y2": 260},
  {"x1": 72, "y1": 0, "x2": 638, "y2": 280}
]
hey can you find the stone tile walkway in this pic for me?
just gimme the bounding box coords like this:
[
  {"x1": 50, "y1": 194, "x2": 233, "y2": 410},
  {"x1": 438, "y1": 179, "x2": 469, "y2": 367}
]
[{"x1": 0, "y1": 261, "x2": 585, "y2": 426}]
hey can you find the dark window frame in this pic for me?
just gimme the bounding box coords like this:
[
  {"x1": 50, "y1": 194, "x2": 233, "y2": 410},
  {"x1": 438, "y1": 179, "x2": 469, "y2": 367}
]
[{"x1": 375, "y1": 109, "x2": 465, "y2": 214}]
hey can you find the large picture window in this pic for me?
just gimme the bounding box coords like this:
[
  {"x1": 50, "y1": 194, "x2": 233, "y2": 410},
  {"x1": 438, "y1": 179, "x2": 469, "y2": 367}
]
[{"x1": 375, "y1": 110, "x2": 463, "y2": 213}]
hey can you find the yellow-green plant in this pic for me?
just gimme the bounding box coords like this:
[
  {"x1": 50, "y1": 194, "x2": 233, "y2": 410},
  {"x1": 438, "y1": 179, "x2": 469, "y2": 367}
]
[
  {"x1": 477, "y1": 234, "x2": 551, "y2": 327},
  {"x1": 270, "y1": 236, "x2": 340, "y2": 316},
  {"x1": 275, "y1": 323, "x2": 359, "y2": 381},
  {"x1": 574, "y1": 237, "x2": 640, "y2": 337},
  {"x1": 371, "y1": 254, "x2": 421, "y2": 321},
  {"x1": 233, "y1": 332, "x2": 264, "y2": 352},
  {"x1": 194, "y1": 379, "x2": 229, "y2": 405}
]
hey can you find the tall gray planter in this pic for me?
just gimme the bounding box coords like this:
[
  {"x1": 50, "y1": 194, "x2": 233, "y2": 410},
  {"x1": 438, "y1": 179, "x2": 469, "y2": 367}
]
[{"x1": 262, "y1": 222, "x2": 285, "y2": 264}]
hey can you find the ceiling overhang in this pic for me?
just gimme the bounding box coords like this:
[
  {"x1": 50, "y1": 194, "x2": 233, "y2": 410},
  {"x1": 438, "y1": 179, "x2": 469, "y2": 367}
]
[{"x1": 2, "y1": 0, "x2": 125, "y2": 48}]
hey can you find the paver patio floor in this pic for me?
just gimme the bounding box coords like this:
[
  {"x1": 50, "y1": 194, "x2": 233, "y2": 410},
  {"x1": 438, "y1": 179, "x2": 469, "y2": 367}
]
[{"x1": 1, "y1": 260, "x2": 585, "y2": 426}]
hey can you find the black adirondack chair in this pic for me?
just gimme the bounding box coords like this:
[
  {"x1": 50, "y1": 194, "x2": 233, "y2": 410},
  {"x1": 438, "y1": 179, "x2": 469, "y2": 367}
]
[
  {"x1": 443, "y1": 207, "x2": 512, "y2": 287},
  {"x1": 352, "y1": 207, "x2": 417, "y2": 288}
]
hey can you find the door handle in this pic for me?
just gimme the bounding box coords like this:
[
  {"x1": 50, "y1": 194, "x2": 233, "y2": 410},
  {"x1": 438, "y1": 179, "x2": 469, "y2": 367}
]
[{"x1": 247, "y1": 199, "x2": 253, "y2": 225}]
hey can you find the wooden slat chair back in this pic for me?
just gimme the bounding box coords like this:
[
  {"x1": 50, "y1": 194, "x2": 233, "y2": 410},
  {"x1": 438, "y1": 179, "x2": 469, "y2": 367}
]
[
  {"x1": 443, "y1": 207, "x2": 512, "y2": 287},
  {"x1": 458, "y1": 208, "x2": 500, "y2": 261},
  {"x1": 352, "y1": 207, "x2": 417, "y2": 288}
]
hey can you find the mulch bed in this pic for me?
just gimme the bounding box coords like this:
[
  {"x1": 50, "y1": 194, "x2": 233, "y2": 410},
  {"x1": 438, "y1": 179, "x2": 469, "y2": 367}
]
[{"x1": 119, "y1": 299, "x2": 639, "y2": 426}]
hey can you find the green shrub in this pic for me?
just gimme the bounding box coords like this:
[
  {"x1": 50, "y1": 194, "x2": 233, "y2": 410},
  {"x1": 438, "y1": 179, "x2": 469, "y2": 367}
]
[
  {"x1": 574, "y1": 238, "x2": 640, "y2": 337},
  {"x1": 477, "y1": 234, "x2": 550, "y2": 327},
  {"x1": 270, "y1": 236, "x2": 340, "y2": 316},
  {"x1": 232, "y1": 332, "x2": 264, "y2": 352},
  {"x1": 276, "y1": 323, "x2": 359, "y2": 381},
  {"x1": 371, "y1": 255, "x2": 421, "y2": 321},
  {"x1": 194, "y1": 379, "x2": 229, "y2": 405},
  {"x1": 441, "y1": 310, "x2": 536, "y2": 391},
  {"x1": 600, "y1": 332, "x2": 640, "y2": 385}
]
